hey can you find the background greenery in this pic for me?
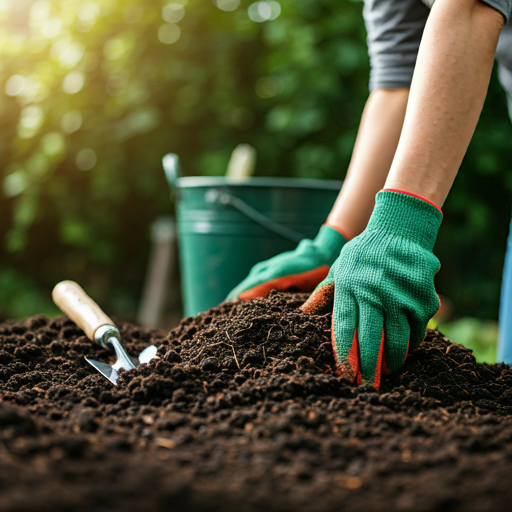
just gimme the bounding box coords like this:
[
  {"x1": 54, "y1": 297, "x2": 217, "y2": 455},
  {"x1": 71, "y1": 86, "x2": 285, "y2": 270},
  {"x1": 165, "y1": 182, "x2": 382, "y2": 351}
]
[{"x1": 0, "y1": 0, "x2": 511, "y2": 360}]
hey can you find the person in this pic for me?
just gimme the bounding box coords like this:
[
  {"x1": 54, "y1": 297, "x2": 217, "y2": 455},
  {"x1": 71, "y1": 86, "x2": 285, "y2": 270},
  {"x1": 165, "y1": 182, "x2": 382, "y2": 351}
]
[{"x1": 227, "y1": 0, "x2": 512, "y2": 389}]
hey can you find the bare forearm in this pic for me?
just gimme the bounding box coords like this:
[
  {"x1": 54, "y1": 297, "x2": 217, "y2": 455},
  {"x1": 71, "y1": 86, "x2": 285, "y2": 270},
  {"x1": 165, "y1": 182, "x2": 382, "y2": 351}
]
[
  {"x1": 384, "y1": 0, "x2": 504, "y2": 207},
  {"x1": 327, "y1": 88, "x2": 409, "y2": 239}
]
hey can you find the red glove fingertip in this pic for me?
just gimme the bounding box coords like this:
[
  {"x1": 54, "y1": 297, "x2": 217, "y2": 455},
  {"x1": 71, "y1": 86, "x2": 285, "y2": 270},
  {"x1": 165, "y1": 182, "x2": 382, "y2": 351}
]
[{"x1": 334, "y1": 328, "x2": 362, "y2": 385}]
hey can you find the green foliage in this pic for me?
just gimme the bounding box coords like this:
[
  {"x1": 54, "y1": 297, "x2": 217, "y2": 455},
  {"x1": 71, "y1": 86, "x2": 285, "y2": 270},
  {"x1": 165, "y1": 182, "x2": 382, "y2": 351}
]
[
  {"x1": 0, "y1": 266, "x2": 59, "y2": 319},
  {"x1": 0, "y1": 0, "x2": 368, "y2": 317},
  {"x1": 0, "y1": 0, "x2": 510, "y2": 322}
]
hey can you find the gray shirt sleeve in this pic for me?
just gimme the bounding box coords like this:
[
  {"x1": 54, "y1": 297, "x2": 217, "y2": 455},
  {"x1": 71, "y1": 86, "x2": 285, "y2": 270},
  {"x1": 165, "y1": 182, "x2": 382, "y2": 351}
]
[
  {"x1": 364, "y1": 0, "x2": 512, "y2": 93},
  {"x1": 363, "y1": 0, "x2": 429, "y2": 91},
  {"x1": 481, "y1": 0, "x2": 512, "y2": 21},
  {"x1": 422, "y1": 1, "x2": 511, "y2": 23}
]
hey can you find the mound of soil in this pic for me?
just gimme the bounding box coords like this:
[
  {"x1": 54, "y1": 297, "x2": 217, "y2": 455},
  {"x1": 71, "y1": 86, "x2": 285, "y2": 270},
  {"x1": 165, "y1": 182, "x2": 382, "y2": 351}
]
[{"x1": 1, "y1": 291, "x2": 512, "y2": 512}]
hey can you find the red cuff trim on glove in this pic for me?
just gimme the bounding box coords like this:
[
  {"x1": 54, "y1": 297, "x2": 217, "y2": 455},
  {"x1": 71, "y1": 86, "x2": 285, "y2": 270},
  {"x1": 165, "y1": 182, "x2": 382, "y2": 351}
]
[
  {"x1": 324, "y1": 223, "x2": 351, "y2": 241},
  {"x1": 238, "y1": 265, "x2": 330, "y2": 300},
  {"x1": 382, "y1": 189, "x2": 443, "y2": 216}
]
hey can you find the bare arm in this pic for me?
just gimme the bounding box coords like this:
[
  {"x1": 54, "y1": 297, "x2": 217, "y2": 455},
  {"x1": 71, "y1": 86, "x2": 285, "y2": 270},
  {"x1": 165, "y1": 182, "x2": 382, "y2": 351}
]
[
  {"x1": 303, "y1": 0, "x2": 506, "y2": 389},
  {"x1": 327, "y1": 88, "x2": 409, "y2": 239},
  {"x1": 330, "y1": 0, "x2": 503, "y2": 234},
  {"x1": 384, "y1": 0, "x2": 504, "y2": 206}
]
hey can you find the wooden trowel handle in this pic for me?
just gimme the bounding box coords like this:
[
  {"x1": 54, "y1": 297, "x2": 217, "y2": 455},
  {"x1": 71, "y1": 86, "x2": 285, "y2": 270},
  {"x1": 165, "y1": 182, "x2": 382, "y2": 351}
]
[{"x1": 52, "y1": 281, "x2": 115, "y2": 341}]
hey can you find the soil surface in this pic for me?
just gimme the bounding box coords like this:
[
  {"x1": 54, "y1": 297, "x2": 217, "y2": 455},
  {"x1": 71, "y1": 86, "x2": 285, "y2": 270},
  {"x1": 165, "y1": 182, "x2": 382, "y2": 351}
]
[{"x1": 1, "y1": 291, "x2": 512, "y2": 512}]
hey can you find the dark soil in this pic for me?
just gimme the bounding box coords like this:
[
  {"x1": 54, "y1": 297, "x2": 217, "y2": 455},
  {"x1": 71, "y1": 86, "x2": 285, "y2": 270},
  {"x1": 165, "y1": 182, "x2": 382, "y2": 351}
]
[{"x1": 1, "y1": 291, "x2": 512, "y2": 512}]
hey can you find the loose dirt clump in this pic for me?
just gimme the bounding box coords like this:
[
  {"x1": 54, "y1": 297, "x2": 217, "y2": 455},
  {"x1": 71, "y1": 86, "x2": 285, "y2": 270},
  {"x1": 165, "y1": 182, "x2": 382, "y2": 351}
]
[{"x1": 1, "y1": 291, "x2": 512, "y2": 512}]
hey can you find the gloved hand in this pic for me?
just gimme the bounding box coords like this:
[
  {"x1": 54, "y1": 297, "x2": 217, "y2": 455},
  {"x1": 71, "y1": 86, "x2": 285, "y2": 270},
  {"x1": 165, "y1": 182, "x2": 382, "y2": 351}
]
[
  {"x1": 301, "y1": 190, "x2": 443, "y2": 389},
  {"x1": 226, "y1": 225, "x2": 347, "y2": 301}
]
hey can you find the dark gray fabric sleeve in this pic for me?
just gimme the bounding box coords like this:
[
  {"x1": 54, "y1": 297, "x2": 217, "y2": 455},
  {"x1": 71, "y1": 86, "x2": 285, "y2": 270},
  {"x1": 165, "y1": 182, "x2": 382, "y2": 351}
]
[
  {"x1": 363, "y1": 0, "x2": 430, "y2": 91},
  {"x1": 422, "y1": 0, "x2": 511, "y2": 19},
  {"x1": 364, "y1": 0, "x2": 512, "y2": 92},
  {"x1": 480, "y1": 0, "x2": 512, "y2": 22}
]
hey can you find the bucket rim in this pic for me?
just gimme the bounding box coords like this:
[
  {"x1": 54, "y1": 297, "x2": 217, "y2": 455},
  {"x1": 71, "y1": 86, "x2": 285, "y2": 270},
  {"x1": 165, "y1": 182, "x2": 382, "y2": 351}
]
[{"x1": 174, "y1": 176, "x2": 343, "y2": 190}]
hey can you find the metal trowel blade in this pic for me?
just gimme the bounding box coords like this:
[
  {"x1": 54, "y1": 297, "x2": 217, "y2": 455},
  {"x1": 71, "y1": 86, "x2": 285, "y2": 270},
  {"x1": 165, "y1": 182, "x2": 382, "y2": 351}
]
[
  {"x1": 85, "y1": 345, "x2": 158, "y2": 385},
  {"x1": 85, "y1": 357, "x2": 119, "y2": 385},
  {"x1": 138, "y1": 344, "x2": 158, "y2": 364}
]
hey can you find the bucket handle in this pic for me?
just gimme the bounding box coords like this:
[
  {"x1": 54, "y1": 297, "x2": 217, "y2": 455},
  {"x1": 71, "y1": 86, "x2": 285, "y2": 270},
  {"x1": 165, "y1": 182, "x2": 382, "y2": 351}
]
[
  {"x1": 206, "y1": 189, "x2": 306, "y2": 245},
  {"x1": 162, "y1": 153, "x2": 181, "y2": 189}
]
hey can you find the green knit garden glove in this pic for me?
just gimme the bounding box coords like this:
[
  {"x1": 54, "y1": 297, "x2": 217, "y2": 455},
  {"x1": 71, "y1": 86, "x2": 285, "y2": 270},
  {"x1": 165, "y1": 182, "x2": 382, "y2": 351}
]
[
  {"x1": 301, "y1": 190, "x2": 443, "y2": 389},
  {"x1": 226, "y1": 225, "x2": 347, "y2": 301}
]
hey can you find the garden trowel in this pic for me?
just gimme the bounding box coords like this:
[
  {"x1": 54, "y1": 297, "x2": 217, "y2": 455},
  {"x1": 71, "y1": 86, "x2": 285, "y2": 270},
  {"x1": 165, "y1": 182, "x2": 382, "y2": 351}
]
[{"x1": 52, "y1": 281, "x2": 158, "y2": 385}]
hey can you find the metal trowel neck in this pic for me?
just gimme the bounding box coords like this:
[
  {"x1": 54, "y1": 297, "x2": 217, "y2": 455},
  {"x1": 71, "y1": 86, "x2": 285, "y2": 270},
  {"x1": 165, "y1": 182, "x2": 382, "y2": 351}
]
[
  {"x1": 94, "y1": 324, "x2": 121, "y2": 349},
  {"x1": 94, "y1": 324, "x2": 139, "y2": 370}
]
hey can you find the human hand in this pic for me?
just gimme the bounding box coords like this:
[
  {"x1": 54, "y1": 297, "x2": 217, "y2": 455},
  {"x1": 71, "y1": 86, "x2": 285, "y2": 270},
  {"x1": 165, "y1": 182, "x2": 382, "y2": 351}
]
[
  {"x1": 226, "y1": 225, "x2": 347, "y2": 301},
  {"x1": 301, "y1": 190, "x2": 443, "y2": 389}
]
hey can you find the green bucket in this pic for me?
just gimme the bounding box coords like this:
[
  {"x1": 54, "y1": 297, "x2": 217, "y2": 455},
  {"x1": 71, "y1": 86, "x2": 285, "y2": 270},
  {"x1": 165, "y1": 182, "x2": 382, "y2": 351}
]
[{"x1": 163, "y1": 154, "x2": 342, "y2": 317}]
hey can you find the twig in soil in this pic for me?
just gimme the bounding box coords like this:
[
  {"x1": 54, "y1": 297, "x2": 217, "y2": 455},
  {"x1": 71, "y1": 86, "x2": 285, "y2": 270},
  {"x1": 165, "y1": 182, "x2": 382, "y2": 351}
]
[
  {"x1": 232, "y1": 323, "x2": 254, "y2": 338},
  {"x1": 226, "y1": 331, "x2": 241, "y2": 370},
  {"x1": 255, "y1": 325, "x2": 280, "y2": 364},
  {"x1": 188, "y1": 343, "x2": 207, "y2": 362},
  {"x1": 189, "y1": 341, "x2": 226, "y2": 362},
  {"x1": 244, "y1": 315, "x2": 270, "y2": 323},
  {"x1": 443, "y1": 366, "x2": 472, "y2": 393},
  {"x1": 454, "y1": 362, "x2": 476, "y2": 370}
]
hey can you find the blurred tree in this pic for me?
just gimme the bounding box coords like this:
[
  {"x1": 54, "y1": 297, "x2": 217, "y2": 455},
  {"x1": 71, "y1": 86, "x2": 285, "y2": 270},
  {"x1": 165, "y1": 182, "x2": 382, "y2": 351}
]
[{"x1": 0, "y1": 0, "x2": 510, "y2": 320}]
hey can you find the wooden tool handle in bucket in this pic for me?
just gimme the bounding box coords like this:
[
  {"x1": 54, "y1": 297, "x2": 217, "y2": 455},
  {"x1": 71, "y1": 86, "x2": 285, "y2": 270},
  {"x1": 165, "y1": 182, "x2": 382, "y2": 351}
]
[{"x1": 52, "y1": 281, "x2": 114, "y2": 340}]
